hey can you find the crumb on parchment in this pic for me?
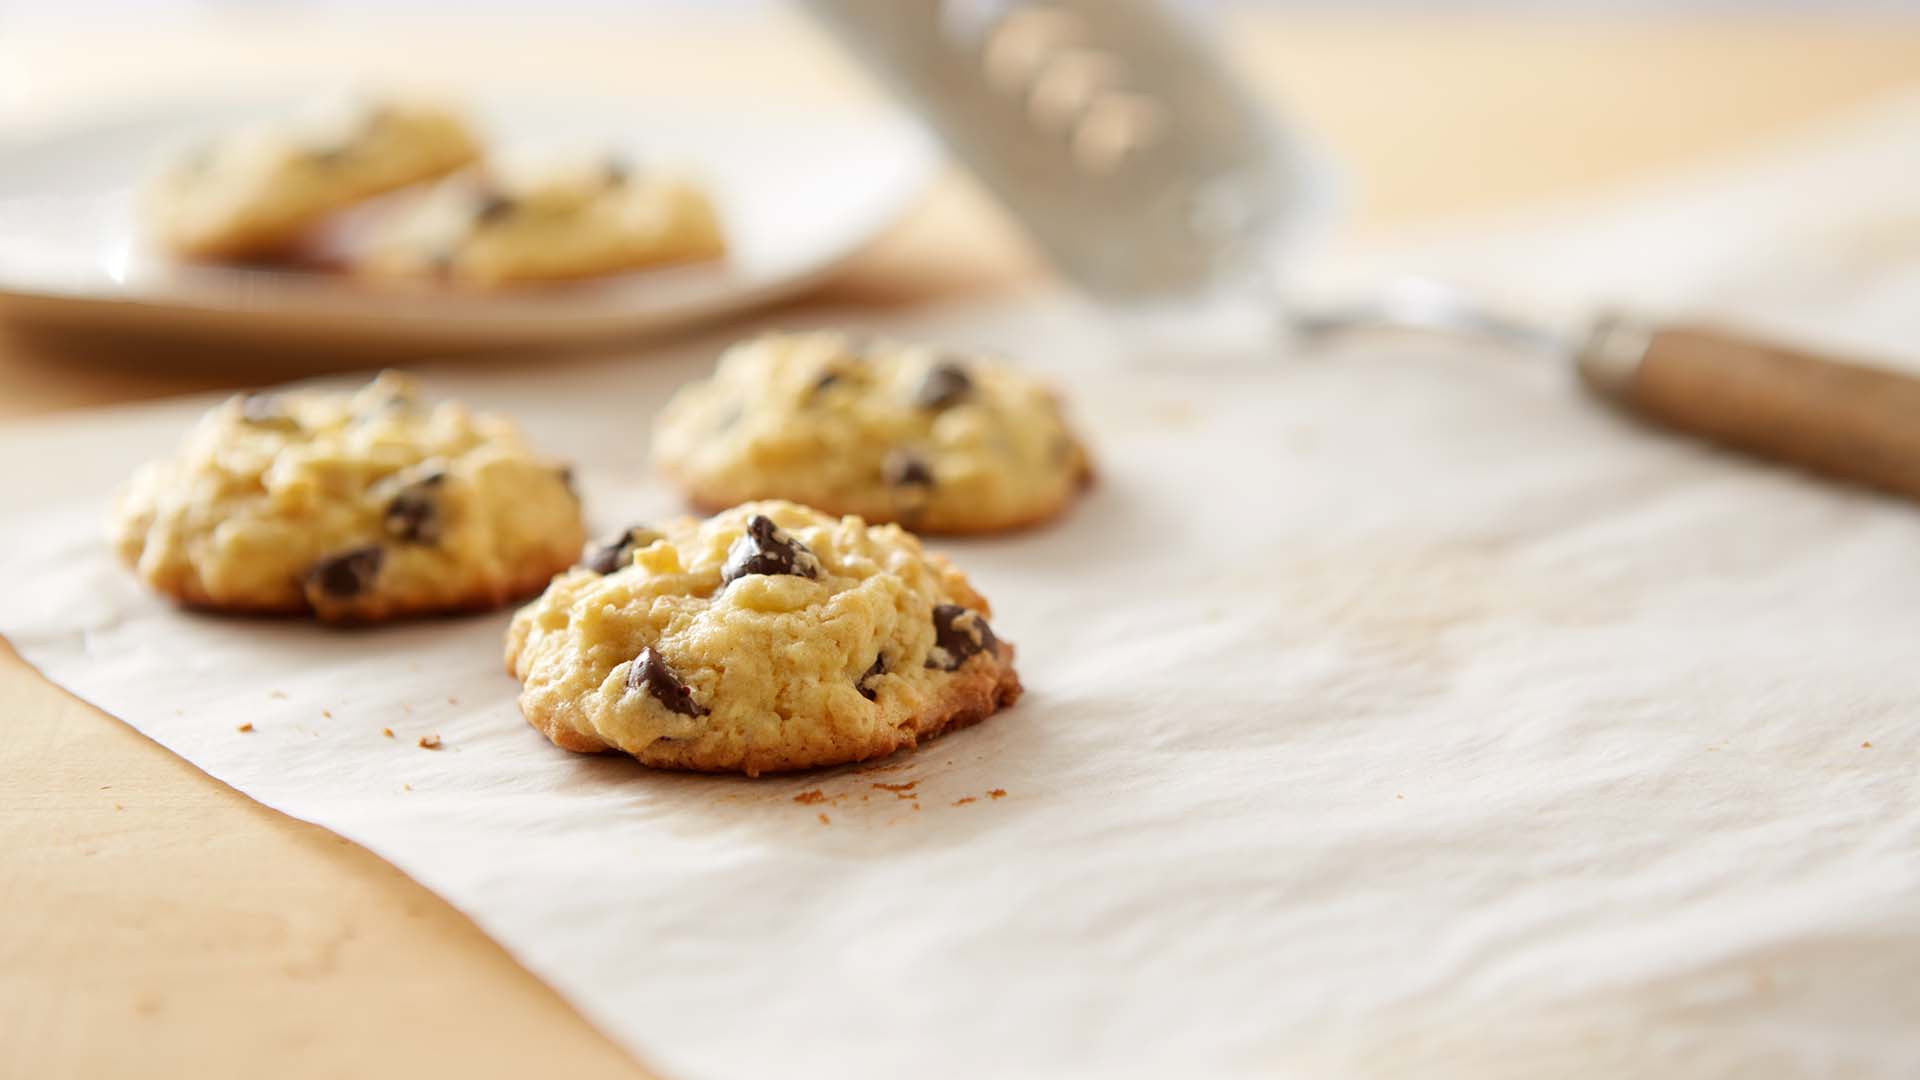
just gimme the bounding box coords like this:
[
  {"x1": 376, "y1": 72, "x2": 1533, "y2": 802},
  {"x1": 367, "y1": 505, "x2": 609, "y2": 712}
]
[
  {"x1": 793, "y1": 789, "x2": 828, "y2": 805},
  {"x1": 817, "y1": 813, "x2": 830, "y2": 825},
  {"x1": 418, "y1": 734, "x2": 442, "y2": 750},
  {"x1": 236, "y1": 722, "x2": 254, "y2": 733},
  {"x1": 382, "y1": 728, "x2": 394, "y2": 738},
  {"x1": 988, "y1": 789, "x2": 1006, "y2": 799}
]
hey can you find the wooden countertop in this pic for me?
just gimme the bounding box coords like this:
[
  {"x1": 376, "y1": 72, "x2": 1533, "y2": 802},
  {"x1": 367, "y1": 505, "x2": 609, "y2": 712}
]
[{"x1": 4, "y1": 11, "x2": 1918, "y2": 1078}]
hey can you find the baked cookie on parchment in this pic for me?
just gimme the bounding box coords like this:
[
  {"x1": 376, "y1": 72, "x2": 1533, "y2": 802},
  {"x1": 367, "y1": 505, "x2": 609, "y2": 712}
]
[
  {"x1": 112, "y1": 372, "x2": 583, "y2": 621},
  {"x1": 358, "y1": 156, "x2": 725, "y2": 285},
  {"x1": 505, "y1": 500, "x2": 1021, "y2": 776},
  {"x1": 148, "y1": 99, "x2": 482, "y2": 260},
  {"x1": 651, "y1": 331, "x2": 1093, "y2": 534}
]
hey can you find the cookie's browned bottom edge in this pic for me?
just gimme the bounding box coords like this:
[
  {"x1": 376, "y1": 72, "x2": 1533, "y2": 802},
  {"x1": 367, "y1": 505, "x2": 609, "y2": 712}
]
[{"x1": 523, "y1": 646, "x2": 1023, "y2": 778}]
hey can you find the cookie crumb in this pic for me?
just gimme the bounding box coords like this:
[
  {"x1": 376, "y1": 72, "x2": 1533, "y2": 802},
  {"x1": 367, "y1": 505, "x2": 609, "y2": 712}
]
[
  {"x1": 953, "y1": 797, "x2": 976, "y2": 806},
  {"x1": 114, "y1": 802, "x2": 123, "y2": 811},
  {"x1": 817, "y1": 813, "x2": 830, "y2": 825},
  {"x1": 873, "y1": 781, "x2": 918, "y2": 793},
  {"x1": 236, "y1": 722, "x2": 254, "y2": 733},
  {"x1": 447, "y1": 696, "x2": 457, "y2": 706},
  {"x1": 321, "y1": 709, "x2": 332, "y2": 719},
  {"x1": 793, "y1": 789, "x2": 828, "y2": 805},
  {"x1": 988, "y1": 788, "x2": 1006, "y2": 799},
  {"x1": 1862, "y1": 740, "x2": 1873, "y2": 748},
  {"x1": 403, "y1": 783, "x2": 412, "y2": 791},
  {"x1": 1396, "y1": 793, "x2": 1404, "y2": 800},
  {"x1": 418, "y1": 734, "x2": 442, "y2": 750},
  {"x1": 269, "y1": 690, "x2": 287, "y2": 700},
  {"x1": 382, "y1": 727, "x2": 394, "y2": 738}
]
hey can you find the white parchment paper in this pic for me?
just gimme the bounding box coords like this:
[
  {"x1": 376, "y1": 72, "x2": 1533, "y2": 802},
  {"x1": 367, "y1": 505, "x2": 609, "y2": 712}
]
[{"x1": 6, "y1": 97, "x2": 1920, "y2": 1079}]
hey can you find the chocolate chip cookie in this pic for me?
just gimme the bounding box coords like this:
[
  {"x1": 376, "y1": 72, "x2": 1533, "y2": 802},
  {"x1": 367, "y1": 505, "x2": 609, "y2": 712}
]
[
  {"x1": 651, "y1": 332, "x2": 1093, "y2": 534},
  {"x1": 505, "y1": 500, "x2": 1021, "y2": 775},
  {"x1": 112, "y1": 373, "x2": 584, "y2": 621},
  {"x1": 358, "y1": 156, "x2": 725, "y2": 285},
  {"x1": 148, "y1": 99, "x2": 482, "y2": 260}
]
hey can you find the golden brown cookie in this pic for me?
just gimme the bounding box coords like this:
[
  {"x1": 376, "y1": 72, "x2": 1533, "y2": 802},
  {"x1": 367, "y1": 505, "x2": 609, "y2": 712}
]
[
  {"x1": 148, "y1": 99, "x2": 482, "y2": 260},
  {"x1": 651, "y1": 331, "x2": 1093, "y2": 534},
  {"x1": 358, "y1": 156, "x2": 725, "y2": 285},
  {"x1": 112, "y1": 373, "x2": 584, "y2": 621},
  {"x1": 505, "y1": 500, "x2": 1021, "y2": 776}
]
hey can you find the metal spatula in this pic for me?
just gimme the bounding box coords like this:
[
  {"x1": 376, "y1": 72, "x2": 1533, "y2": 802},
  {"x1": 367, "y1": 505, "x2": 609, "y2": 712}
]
[{"x1": 801, "y1": 0, "x2": 1920, "y2": 504}]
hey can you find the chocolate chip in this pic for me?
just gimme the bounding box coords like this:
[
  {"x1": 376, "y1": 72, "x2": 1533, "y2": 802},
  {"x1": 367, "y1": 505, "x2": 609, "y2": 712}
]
[
  {"x1": 603, "y1": 156, "x2": 631, "y2": 186},
  {"x1": 882, "y1": 451, "x2": 934, "y2": 489},
  {"x1": 383, "y1": 471, "x2": 446, "y2": 545},
  {"x1": 304, "y1": 141, "x2": 354, "y2": 167},
  {"x1": 857, "y1": 653, "x2": 887, "y2": 701},
  {"x1": 626, "y1": 646, "x2": 707, "y2": 717},
  {"x1": 557, "y1": 466, "x2": 579, "y2": 498},
  {"x1": 580, "y1": 525, "x2": 661, "y2": 574},
  {"x1": 240, "y1": 393, "x2": 280, "y2": 423},
  {"x1": 473, "y1": 190, "x2": 517, "y2": 224},
  {"x1": 305, "y1": 546, "x2": 383, "y2": 599},
  {"x1": 924, "y1": 604, "x2": 999, "y2": 671},
  {"x1": 912, "y1": 362, "x2": 973, "y2": 410},
  {"x1": 239, "y1": 393, "x2": 300, "y2": 431},
  {"x1": 720, "y1": 514, "x2": 821, "y2": 587},
  {"x1": 811, "y1": 370, "x2": 842, "y2": 395}
]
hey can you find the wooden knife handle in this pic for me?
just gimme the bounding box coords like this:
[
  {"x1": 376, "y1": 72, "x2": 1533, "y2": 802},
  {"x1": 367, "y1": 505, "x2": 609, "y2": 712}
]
[{"x1": 1577, "y1": 317, "x2": 1920, "y2": 501}]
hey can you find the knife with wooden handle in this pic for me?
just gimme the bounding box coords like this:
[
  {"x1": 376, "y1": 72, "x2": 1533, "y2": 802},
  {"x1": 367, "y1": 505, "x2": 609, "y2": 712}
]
[
  {"x1": 1578, "y1": 318, "x2": 1920, "y2": 501},
  {"x1": 801, "y1": 0, "x2": 1920, "y2": 503}
]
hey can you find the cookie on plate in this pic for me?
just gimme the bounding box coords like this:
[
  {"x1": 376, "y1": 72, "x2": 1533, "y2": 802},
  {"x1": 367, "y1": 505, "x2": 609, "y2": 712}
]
[
  {"x1": 112, "y1": 372, "x2": 584, "y2": 621},
  {"x1": 506, "y1": 500, "x2": 1021, "y2": 776},
  {"x1": 358, "y1": 156, "x2": 725, "y2": 285},
  {"x1": 148, "y1": 99, "x2": 482, "y2": 260},
  {"x1": 651, "y1": 331, "x2": 1093, "y2": 534}
]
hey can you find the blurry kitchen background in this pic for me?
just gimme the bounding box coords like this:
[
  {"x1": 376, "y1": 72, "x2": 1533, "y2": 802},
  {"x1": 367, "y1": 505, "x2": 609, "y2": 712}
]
[{"x1": 6, "y1": 0, "x2": 1916, "y2": 245}]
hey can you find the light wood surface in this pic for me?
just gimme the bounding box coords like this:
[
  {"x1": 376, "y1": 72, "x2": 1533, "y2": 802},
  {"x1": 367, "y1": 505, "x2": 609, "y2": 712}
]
[{"x1": 3, "y1": 11, "x2": 1918, "y2": 1079}]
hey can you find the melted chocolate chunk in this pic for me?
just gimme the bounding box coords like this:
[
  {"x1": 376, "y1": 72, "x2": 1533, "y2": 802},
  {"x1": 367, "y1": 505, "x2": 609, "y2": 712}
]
[
  {"x1": 924, "y1": 604, "x2": 999, "y2": 671},
  {"x1": 306, "y1": 546, "x2": 383, "y2": 599},
  {"x1": 882, "y1": 451, "x2": 934, "y2": 489},
  {"x1": 580, "y1": 525, "x2": 661, "y2": 574},
  {"x1": 473, "y1": 190, "x2": 517, "y2": 224},
  {"x1": 627, "y1": 646, "x2": 707, "y2": 717},
  {"x1": 857, "y1": 653, "x2": 887, "y2": 701},
  {"x1": 382, "y1": 471, "x2": 446, "y2": 545},
  {"x1": 912, "y1": 362, "x2": 973, "y2": 410},
  {"x1": 720, "y1": 514, "x2": 820, "y2": 587},
  {"x1": 557, "y1": 465, "x2": 579, "y2": 498}
]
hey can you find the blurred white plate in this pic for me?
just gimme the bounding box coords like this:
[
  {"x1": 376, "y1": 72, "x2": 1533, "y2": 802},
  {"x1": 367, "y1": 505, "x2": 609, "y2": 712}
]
[{"x1": 0, "y1": 94, "x2": 938, "y2": 354}]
